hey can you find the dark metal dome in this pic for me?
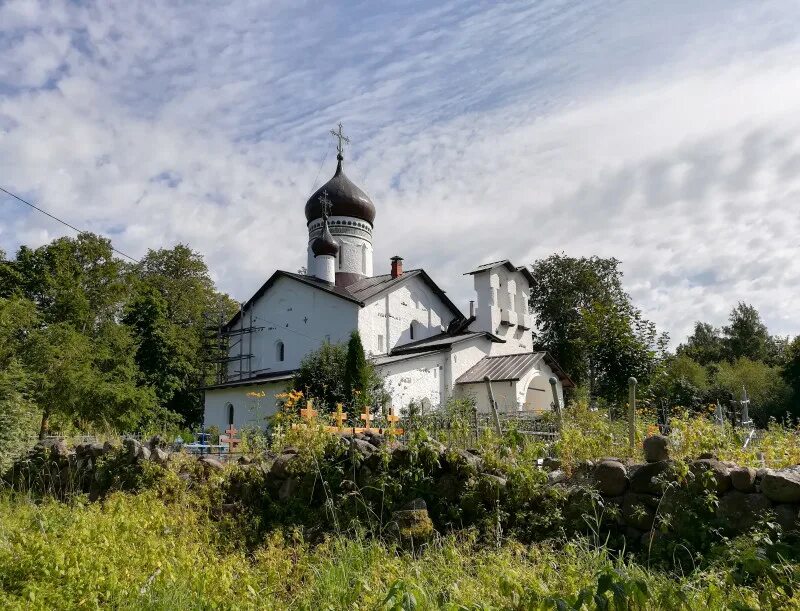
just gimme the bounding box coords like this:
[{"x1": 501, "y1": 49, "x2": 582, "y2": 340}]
[
  {"x1": 305, "y1": 155, "x2": 376, "y2": 225},
  {"x1": 311, "y1": 221, "x2": 339, "y2": 257}
]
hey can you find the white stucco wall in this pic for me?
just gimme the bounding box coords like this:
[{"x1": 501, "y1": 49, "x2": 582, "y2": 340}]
[
  {"x1": 358, "y1": 275, "x2": 454, "y2": 356},
  {"x1": 455, "y1": 358, "x2": 565, "y2": 415},
  {"x1": 377, "y1": 352, "x2": 448, "y2": 412},
  {"x1": 229, "y1": 275, "x2": 359, "y2": 379},
  {"x1": 471, "y1": 264, "x2": 534, "y2": 354},
  {"x1": 307, "y1": 215, "x2": 373, "y2": 278},
  {"x1": 204, "y1": 381, "x2": 286, "y2": 431}
]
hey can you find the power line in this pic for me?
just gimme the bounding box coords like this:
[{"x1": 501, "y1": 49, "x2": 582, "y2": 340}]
[{"x1": 0, "y1": 185, "x2": 141, "y2": 263}]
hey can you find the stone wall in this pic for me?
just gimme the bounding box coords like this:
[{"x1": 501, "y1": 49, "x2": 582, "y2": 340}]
[{"x1": 583, "y1": 435, "x2": 800, "y2": 547}]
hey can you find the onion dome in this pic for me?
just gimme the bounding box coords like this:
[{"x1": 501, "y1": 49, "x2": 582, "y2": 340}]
[
  {"x1": 305, "y1": 155, "x2": 376, "y2": 225},
  {"x1": 311, "y1": 220, "x2": 339, "y2": 257}
]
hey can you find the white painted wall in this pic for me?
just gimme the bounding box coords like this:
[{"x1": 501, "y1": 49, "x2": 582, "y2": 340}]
[
  {"x1": 358, "y1": 275, "x2": 452, "y2": 356},
  {"x1": 455, "y1": 359, "x2": 565, "y2": 415},
  {"x1": 471, "y1": 264, "x2": 534, "y2": 354},
  {"x1": 204, "y1": 381, "x2": 286, "y2": 431},
  {"x1": 314, "y1": 254, "x2": 336, "y2": 284},
  {"x1": 307, "y1": 215, "x2": 373, "y2": 279},
  {"x1": 377, "y1": 352, "x2": 447, "y2": 412},
  {"x1": 230, "y1": 275, "x2": 359, "y2": 379}
]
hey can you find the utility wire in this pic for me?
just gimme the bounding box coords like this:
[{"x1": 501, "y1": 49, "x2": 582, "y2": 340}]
[{"x1": 0, "y1": 185, "x2": 141, "y2": 263}]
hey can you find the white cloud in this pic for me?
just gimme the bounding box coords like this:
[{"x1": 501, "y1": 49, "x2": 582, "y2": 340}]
[{"x1": 1, "y1": 0, "x2": 800, "y2": 347}]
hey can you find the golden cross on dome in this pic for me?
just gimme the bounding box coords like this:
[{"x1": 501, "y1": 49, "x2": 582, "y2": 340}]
[
  {"x1": 318, "y1": 189, "x2": 332, "y2": 219},
  {"x1": 330, "y1": 122, "x2": 350, "y2": 158}
]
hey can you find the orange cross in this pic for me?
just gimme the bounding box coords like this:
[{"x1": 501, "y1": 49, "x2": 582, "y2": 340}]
[
  {"x1": 300, "y1": 399, "x2": 317, "y2": 421},
  {"x1": 224, "y1": 425, "x2": 240, "y2": 451},
  {"x1": 360, "y1": 408, "x2": 374, "y2": 430},
  {"x1": 387, "y1": 412, "x2": 400, "y2": 428},
  {"x1": 333, "y1": 403, "x2": 347, "y2": 429}
]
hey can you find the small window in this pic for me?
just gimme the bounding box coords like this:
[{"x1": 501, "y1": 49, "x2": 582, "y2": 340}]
[
  {"x1": 338, "y1": 244, "x2": 344, "y2": 269},
  {"x1": 226, "y1": 403, "x2": 234, "y2": 426},
  {"x1": 453, "y1": 354, "x2": 458, "y2": 363},
  {"x1": 276, "y1": 341, "x2": 285, "y2": 362},
  {"x1": 409, "y1": 321, "x2": 416, "y2": 340},
  {"x1": 377, "y1": 334, "x2": 384, "y2": 352},
  {"x1": 433, "y1": 368, "x2": 438, "y2": 379}
]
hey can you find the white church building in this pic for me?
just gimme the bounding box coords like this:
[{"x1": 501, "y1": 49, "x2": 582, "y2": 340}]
[{"x1": 203, "y1": 130, "x2": 572, "y2": 431}]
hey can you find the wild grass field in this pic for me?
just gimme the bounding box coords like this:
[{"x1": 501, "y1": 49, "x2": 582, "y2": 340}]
[{"x1": 2, "y1": 407, "x2": 800, "y2": 610}]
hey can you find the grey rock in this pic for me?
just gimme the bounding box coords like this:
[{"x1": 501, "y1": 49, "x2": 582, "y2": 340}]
[
  {"x1": 270, "y1": 453, "x2": 299, "y2": 479},
  {"x1": 691, "y1": 459, "x2": 731, "y2": 494},
  {"x1": 773, "y1": 504, "x2": 800, "y2": 533},
  {"x1": 435, "y1": 474, "x2": 461, "y2": 502},
  {"x1": 123, "y1": 438, "x2": 142, "y2": 461},
  {"x1": 622, "y1": 492, "x2": 657, "y2": 531},
  {"x1": 388, "y1": 508, "x2": 434, "y2": 544},
  {"x1": 547, "y1": 469, "x2": 568, "y2": 485},
  {"x1": 199, "y1": 456, "x2": 224, "y2": 471},
  {"x1": 151, "y1": 447, "x2": 170, "y2": 465},
  {"x1": 278, "y1": 477, "x2": 300, "y2": 501},
  {"x1": 761, "y1": 469, "x2": 800, "y2": 504},
  {"x1": 730, "y1": 467, "x2": 757, "y2": 492},
  {"x1": 628, "y1": 461, "x2": 671, "y2": 495},
  {"x1": 403, "y1": 498, "x2": 427, "y2": 511},
  {"x1": 138, "y1": 446, "x2": 151, "y2": 462},
  {"x1": 542, "y1": 457, "x2": 562, "y2": 471},
  {"x1": 643, "y1": 435, "x2": 669, "y2": 463},
  {"x1": 89, "y1": 443, "x2": 106, "y2": 458},
  {"x1": 594, "y1": 460, "x2": 628, "y2": 497},
  {"x1": 717, "y1": 491, "x2": 772, "y2": 532},
  {"x1": 351, "y1": 438, "x2": 376, "y2": 457}
]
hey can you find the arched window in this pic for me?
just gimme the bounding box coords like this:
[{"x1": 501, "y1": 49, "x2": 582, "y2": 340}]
[
  {"x1": 409, "y1": 321, "x2": 416, "y2": 340},
  {"x1": 226, "y1": 403, "x2": 234, "y2": 426},
  {"x1": 276, "y1": 341, "x2": 285, "y2": 362}
]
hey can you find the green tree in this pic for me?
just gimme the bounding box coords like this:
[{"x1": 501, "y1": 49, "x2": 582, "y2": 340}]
[
  {"x1": 722, "y1": 302, "x2": 771, "y2": 363},
  {"x1": 677, "y1": 322, "x2": 725, "y2": 366},
  {"x1": 712, "y1": 357, "x2": 791, "y2": 424},
  {"x1": 293, "y1": 341, "x2": 348, "y2": 411},
  {"x1": 529, "y1": 254, "x2": 667, "y2": 402},
  {"x1": 344, "y1": 331, "x2": 373, "y2": 410},
  {"x1": 23, "y1": 322, "x2": 158, "y2": 436},
  {"x1": 0, "y1": 360, "x2": 38, "y2": 471},
  {"x1": 13, "y1": 233, "x2": 127, "y2": 332},
  {"x1": 782, "y1": 336, "x2": 800, "y2": 410},
  {"x1": 651, "y1": 353, "x2": 709, "y2": 410},
  {"x1": 126, "y1": 245, "x2": 237, "y2": 425}
]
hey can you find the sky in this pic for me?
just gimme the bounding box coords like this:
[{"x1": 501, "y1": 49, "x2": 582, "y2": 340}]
[{"x1": 1, "y1": 0, "x2": 799, "y2": 346}]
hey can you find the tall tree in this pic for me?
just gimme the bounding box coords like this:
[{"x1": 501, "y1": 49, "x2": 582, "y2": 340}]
[
  {"x1": 344, "y1": 331, "x2": 372, "y2": 410},
  {"x1": 529, "y1": 254, "x2": 667, "y2": 402},
  {"x1": 13, "y1": 233, "x2": 127, "y2": 332},
  {"x1": 126, "y1": 245, "x2": 237, "y2": 425},
  {"x1": 723, "y1": 302, "x2": 771, "y2": 363},
  {"x1": 677, "y1": 322, "x2": 725, "y2": 366}
]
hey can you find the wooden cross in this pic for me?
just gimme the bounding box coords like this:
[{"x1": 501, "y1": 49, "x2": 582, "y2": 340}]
[
  {"x1": 387, "y1": 412, "x2": 400, "y2": 429},
  {"x1": 300, "y1": 399, "x2": 317, "y2": 421},
  {"x1": 360, "y1": 407, "x2": 374, "y2": 430},
  {"x1": 224, "y1": 425, "x2": 240, "y2": 451},
  {"x1": 330, "y1": 122, "x2": 350, "y2": 157},
  {"x1": 333, "y1": 403, "x2": 347, "y2": 430}
]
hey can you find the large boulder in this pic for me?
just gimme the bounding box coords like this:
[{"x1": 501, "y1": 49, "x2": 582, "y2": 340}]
[
  {"x1": 278, "y1": 477, "x2": 300, "y2": 501},
  {"x1": 199, "y1": 456, "x2": 225, "y2": 471},
  {"x1": 150, "y1": 447, "x2": 170, "y2": 465},
  {"x1": 730, "y1": 467, "x2": 757, "y2": 493},
  {"x1": 773, "y1": 504, "x2": 800, "y2": 533},
  {"x1": 717, "y1": 491, "x2": 772, "y2": 531},
  {"x1": 388, "y1": 508, "x2": 435, "y2": 546},
  {"x1": 643, "y1": 435, "x2": 669, "y2": 463},
  {"x1": 628, "y1": 461, "x2": 671, "y2": 495},
  {"x1": 270, "y1": 452, "x2": 300, "y2": 479},
  {"x1": 594, "y1": 460, "x2": 627, "y2": 497},
  {"x1": 761, "y1": 469, "x2": 800, "y2": 504},
  {"x1": 690, "y1": 459, "x2": 731, "y2": 494},
  {"x1": 547, "y1": 469, "x2": 568, "y2": 485},
  {"x1": 622, "y1": 492, "x2": 657, "y2": 531}
]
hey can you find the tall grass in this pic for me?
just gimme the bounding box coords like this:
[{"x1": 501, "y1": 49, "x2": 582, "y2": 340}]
[{"x1": 0, "y1": 490, "x2": 794, "y2": 610}]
